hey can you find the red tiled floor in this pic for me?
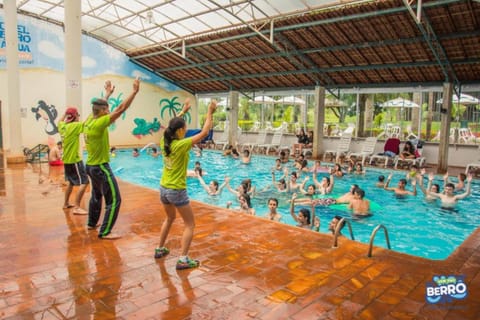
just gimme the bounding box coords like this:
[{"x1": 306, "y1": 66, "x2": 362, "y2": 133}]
[{"x1": 0, "y1": 160, "x2": 479, "y2": 319}]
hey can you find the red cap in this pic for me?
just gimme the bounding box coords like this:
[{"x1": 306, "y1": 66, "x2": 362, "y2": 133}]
[{"x1": 65, "y1": 107, "x2": 78, "y2": 123}]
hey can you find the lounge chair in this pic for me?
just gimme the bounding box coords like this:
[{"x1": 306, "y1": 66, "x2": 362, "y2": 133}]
[
  {"x1": 369, "y1": 137, "x2": 401, "y2": 167},
  {"x1": 394, "y1": 140, "x2": 426, "y2": 169},
  {"x1": 239, "y1": 130, "x2": 267, "y2": 152},
  {"x1": 347, "y1": 137, "x2": 378, "y2": 167},
  {"x1": 323, "y1": 134, "x2": 352, "y2": 163},
  {"x1": 214, "y1": 130, "x2": 229, "y2": 150},
  {"x1": 257, "y1": 131, "x2": 285, "y2": 154}
]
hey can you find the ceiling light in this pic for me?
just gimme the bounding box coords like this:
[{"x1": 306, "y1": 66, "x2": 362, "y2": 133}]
[{"x1": 146, "y1": 11, "x2": 154, "y2": 24}]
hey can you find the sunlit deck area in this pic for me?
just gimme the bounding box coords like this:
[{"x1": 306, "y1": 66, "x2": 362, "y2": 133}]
[{"x1": 1, "y1": 160, "x2": 479, "y2": 319}]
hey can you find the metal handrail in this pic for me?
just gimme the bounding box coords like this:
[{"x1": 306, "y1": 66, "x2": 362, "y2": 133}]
[
  {"x1": 367, "y1": 224, "x2": 391, "y2": 257},
  {"x1": 332, "y1": 217, "x2": 354, "y2": 248}
]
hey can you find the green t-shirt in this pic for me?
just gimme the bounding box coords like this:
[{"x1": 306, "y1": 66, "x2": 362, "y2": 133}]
[
  {"x1": 160, "y1": 137, "x2": 192, "y2": 190},
  {"x1": 83, "y1": 114, "x2": 111, "y2": 165},
  {"x1": 58, "y1": 121, "x2": 83, "y2": 164}
]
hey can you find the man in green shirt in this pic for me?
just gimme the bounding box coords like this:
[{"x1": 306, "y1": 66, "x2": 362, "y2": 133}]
[
  {"x1": 84, "y1": 78, "x2": 140, "y2": 239},
  {"x1": 58, "y1": 107, "x2": 89, "y2": 214}
]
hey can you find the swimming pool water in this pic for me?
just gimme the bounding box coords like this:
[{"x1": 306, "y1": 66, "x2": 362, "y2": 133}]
[{"x1": 109, "y1": 148, "x2": 480, "y2": 260}]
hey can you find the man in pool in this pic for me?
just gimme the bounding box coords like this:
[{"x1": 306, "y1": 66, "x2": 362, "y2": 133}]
[
  {"x1": 348, "y1": 188, "x2": 371, "y2": 217},
  {"x1": 328, "y1": 215, "x2": 346, "y2": 235},
  {"x1": 84, "y1": 78, "x2": 140, "y2": 239},
  {"x1": 384, "y1": 172, "x2": 417, "y2": 196},
  {"x1": 428, "y1": 173, "x2": 472, "y2": 208}
]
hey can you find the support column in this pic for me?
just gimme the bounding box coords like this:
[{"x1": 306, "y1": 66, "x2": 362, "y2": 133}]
[
  {"x1": 228, "y1": 91, "x2": 239, "y2": 146},
  {"x1": 438, "y1": 83, "x2": 453, "y2": 173},
  {"x1": 64, "y1": 1, "x2": 82, "y2": 109},
  {"x1": 412, "y1": 92, "x2": 421, "y2": 136},
  {"x1": 4, "y1": 0, "x2": 24, "y2": 163},
  {"x1": 313, "y1": 86, "x2": 326, "y2": 159}
]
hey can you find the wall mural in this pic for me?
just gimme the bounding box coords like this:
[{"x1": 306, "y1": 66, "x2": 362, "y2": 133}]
[
  {"x1": 131, "y1": 96, "x2": 191, "y2": 139},
  {"x1": 31, "y1": 100, "x2": 58, "y2": 135},
  {"x1": 159, "y1": 96, "x2": 191, "y2": 124},
  {"x1": 132, "y1": 117, "x2": 163, "y2": 138}
]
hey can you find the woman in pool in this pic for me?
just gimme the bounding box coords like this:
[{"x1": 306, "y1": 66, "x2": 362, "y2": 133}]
[
  {"x1": 197, "y1": 175, "x2": 226, "y2": 196},
  {"x1": 332, "y1": 163, "x2": 344, "y2": 177},
  {"x1": 227, "y1": 193, "x2": 255, "y2": 216},
  {"x1": 154, "y1": 98, "x2": 217, "y2": 270},
  {"x1": 312, "y1": 170, "x2": 335, "y2": 195},
  {"x1": 290, "y1": 193, "x2": 314, "y2": 229},
  {"x1": 417, "y1": 170, "x2": 441, "y2": 201}
]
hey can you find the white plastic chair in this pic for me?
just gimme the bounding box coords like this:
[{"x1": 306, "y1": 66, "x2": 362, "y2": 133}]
[
  {"x1": 240, "y1": 131, "x2": 267, "y2": 152},
  {"x1": 323, "y1": 135, "x2": 352, "y2": 163},
  {"x1": 258, "y1": 131, "x2": 284, "y2": 154},
  {"x1": 458, "y1": 128, "x2": 476, "y2": 144},
  {"x1": 348, "y1": 137, "x2": 378, "y2": 166}
]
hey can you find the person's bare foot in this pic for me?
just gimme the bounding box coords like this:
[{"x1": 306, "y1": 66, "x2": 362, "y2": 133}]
[
  {"x1": 63, "y1": 204, "x2": 75, "y2": 209},
  {"x1": 73, "y1": 207, "x2": 88, "y2": 215},
  {"x1": 100, "y1": 233, "x2": 121, "y2": 240}
]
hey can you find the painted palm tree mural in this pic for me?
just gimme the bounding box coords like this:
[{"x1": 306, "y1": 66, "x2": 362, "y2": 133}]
[
  {"x1": 132, "y1": 117, "x2": 163, "y2": 138},
  {"x1": 106, "y1": 93, "x2": 124, "y2": 131},
  {"x1": 160, "y1": 96, "x2": 191, "y2": 124}
]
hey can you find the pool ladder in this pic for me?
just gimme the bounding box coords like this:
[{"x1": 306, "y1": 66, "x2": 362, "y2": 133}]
[
  {"x1": 332, "y1": 217, "x2": 355, "y2": 248},
  {"x1": 332, "y1": 220, "x2": 392, "y2": 258},
  {"x1": 367, "y1": 224, "x2": 391, "y2": 257}
]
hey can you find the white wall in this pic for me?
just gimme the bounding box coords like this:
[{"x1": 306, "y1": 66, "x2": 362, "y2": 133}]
[{"x1": 218, "y1": 131, "x2": 478, "y2": 169}]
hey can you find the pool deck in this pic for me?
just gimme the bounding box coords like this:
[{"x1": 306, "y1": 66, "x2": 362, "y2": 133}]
[{"x1": 0, "y1": 160, "x2": 479, "y2": 319}]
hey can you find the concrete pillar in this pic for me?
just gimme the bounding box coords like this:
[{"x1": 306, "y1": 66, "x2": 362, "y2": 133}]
[
  {"x1": 364, "y1": 96, "x2": 374, "y2": 137},
  {"x1": 64, "y1": 0, "x2": 82, "y2": 109},
  {"x1": 228, "y1": 91, "x2": 239, "y2": 146},
  {"x1": 426, "y1": 92, "x2": 434, "y2": 140},
  {"x1": 438, "y1": 83, "x2": 453, "y2": 173},
  {"x1": 412, "y1": 92, "x2": 421, "y2": 135},
  {"x1": 313, "y1": 86, "x2": 326, "y2": 158},
  {"x1": 4, "y1": 0, "x2": 24, "y2": 163}
]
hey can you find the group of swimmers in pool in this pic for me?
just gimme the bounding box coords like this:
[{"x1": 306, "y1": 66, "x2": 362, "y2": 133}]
[{"x1": 191, "y1": 147, "x2": 474, "y2": 236}]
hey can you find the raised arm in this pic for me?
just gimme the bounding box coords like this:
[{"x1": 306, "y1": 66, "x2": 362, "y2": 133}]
[
  {"x1": 455, "y1": 174, "x2": 473, "y2": 200},
  {"x1": 191, "y1": 99, "x2": 217, "y2": 145},
  {"x1": 224, "y1": 177, "x2": 239, "y2": 196},
  {"x1": 298, "y1": 177, "x2": 309, "y2": 195},
  {"x1": 410, "y1": 179, "x2": 417, "y2": 196},
  {"x1": 290, "y1": 193, "x2": 300, "y2": 223},
  {"x1": 197, "y1": 175, "x2": 210, "y2": 193},
  {"x1": 326, "y1": 171, "x2": 335, "y2": 193},
  {"x1": 443, "y1": 172, "x2": 451, "y2": 187},
  {"x1": 109, "y1": 77, "x2": 140, "y2": 124},
  {"x1": 384, "y1": 173, "x2": 394, "y2": 191},
  {"x1": 104, "y1": 80, "x2": 115, "y2": 101}
]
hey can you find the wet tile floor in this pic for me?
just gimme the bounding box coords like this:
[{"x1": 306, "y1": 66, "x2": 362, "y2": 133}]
[{"x1": 0, "y1": 162, "x2": 479, "y2": 319}]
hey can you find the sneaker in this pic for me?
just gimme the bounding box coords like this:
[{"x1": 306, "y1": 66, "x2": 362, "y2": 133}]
[
  {"x1": 176, "y1": 257, "x2": 200, "y2": 270},
  {"x1": 154, "y1": 247, "x2": 170, "y2": 259}
]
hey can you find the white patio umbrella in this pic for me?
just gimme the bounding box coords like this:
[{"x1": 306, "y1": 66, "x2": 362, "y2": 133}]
[
  {"x1": 382, "y1": 97, "x2": 420, "y2": 108},
  {"x1": 275, "y1": 95, "x2": 306, "y2": 105},
  {"x1": 382, "y1": 98, "x2": 420, "y2": 135},
  {"x1": 249, "y1": 95, "x2": 275, "y2": 125},
  {"x1": 436, "y1": 93, "x2": 480, "y2": 105}
]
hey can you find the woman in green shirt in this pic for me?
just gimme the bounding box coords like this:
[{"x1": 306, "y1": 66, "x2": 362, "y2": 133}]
[{"x1": 154, "y1": 99, "x2": 217, "y2": 270}]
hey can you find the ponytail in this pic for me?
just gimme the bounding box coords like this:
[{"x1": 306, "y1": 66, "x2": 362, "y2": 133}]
[{"x1": 163, "y1": 117, "x2": 186, "y2": 156}]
